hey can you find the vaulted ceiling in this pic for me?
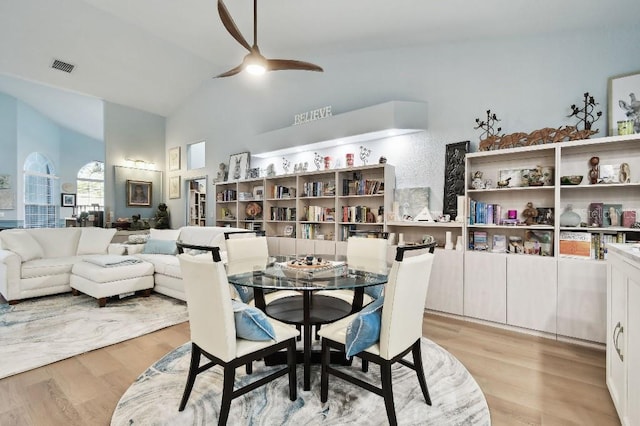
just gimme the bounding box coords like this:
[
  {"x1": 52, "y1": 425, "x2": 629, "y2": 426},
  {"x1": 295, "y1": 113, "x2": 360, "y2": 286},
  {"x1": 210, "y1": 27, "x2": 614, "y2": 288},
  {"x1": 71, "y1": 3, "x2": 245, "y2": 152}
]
[{"x1": 1, "y1": 0, "x2": 639, "y2": 133}]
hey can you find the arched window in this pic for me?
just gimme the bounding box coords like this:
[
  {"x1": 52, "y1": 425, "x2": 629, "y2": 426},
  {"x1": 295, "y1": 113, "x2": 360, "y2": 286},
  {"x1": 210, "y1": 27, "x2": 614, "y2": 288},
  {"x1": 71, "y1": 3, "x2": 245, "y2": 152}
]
[
  {"x1": 76, "y1": 161, "x2": 104, "y2": 212},
  {"x1": 24, "y1": 152, "x2": 57, "y2": 228}
]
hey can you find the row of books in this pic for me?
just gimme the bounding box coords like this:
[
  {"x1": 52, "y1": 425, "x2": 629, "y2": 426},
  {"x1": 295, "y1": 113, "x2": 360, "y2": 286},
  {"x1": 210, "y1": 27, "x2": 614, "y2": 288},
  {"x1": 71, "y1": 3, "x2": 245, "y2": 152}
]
[
  {"x1": 301, "y1": 181, "x2": 335, "y2": 197},
  {"x1": 341, "y1": 175, "x2": 384, "y2": 196},
  {"x1": 270, "y1": 207, "x2": 296, "y2": 221},
  {"x1": 216, "y1": 189, "x2": 237, "y2": 202},
  {"x1": 559, "y1": 231, "x2": 627, "y2": 259},
  {"x1": 302, "y1": 205, "x2": 335, "y2": 222},
  {"x1": 341, "y1": 205, "x2": 378, "y2": 223},
  {"x1": 299, "y1": 223, "x2": 320, "y2": 240},
  {"x1": 469, "y1": 230, "x2": 554, "y2": 256},
  {"x1": 469, "y1": 201, "x2": 501, "y2": 225},
  {"x1": 270, "y1": 185, "x2": 296, "y2": 199},
  {"x1": 587, "y1": 203, "x2": 635, "y2": 227}
]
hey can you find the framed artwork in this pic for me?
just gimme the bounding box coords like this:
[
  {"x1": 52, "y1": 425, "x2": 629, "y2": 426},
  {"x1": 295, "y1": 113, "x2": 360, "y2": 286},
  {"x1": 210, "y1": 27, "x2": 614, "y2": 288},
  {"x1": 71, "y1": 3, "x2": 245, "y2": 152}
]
[
  {"x1": 127, "y1": 180, "x2": 152, "y2": 206},
  {"x1": 169, "y1": 175, "x2": 181, "y2": 199},
  {"x1": 608, "y1": 70, "x2": 640, "y2": 136},
  {"x1": 169, "y1": 147, "x2": 181, "y2": 171},
  {"x1": 0, "y1": 174, "x2": 10, "y2": 189},
  {"x1": 253, "y1": 185, "x2": 264, "y2": 200},
  {"x1": 61, "y1": 193, "x2": 76, "y2": 207},
  {"x1": 228, "y1": 152, "x2": 250, "y2": 181},
  {"x1": 442, "y1": 141, "x2": 469, "y2": 221}
]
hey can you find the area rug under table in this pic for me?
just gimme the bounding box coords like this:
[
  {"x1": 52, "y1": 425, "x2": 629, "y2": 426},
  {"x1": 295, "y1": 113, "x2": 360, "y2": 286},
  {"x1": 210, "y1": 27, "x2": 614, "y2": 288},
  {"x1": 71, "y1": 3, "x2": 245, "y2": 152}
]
[
  {"x1": 112, "y1": 338, "x2": 490, "y2": 426},
  {"x1": 0, "y1": 292, "x2": 188, "y2": 379}
]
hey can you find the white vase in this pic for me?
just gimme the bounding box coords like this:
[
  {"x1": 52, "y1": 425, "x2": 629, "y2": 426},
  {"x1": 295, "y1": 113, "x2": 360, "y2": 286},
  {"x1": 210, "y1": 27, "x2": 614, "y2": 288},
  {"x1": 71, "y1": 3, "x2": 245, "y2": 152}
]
[
  {"x1": 444, "y1": 231, "x2": 454, "y2": 250},
  {"x1": 398, "y1": 233, "x2": 405, "y2": 246},
  {"x1": 456, "y1": 235, "x2": 464, "y2": 251}
]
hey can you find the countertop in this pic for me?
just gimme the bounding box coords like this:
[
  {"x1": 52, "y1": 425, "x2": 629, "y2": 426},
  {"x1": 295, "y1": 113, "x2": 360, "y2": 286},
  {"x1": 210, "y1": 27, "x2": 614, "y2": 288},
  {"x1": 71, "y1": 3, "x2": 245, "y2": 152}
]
[{"x1": 608, "y1": 243, "x2": 640, "y2": 265}]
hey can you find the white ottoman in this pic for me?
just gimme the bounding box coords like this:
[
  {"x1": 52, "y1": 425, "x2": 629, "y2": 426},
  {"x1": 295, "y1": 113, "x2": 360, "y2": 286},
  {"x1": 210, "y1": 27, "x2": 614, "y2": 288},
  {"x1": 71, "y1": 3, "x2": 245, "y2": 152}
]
[{"x1": 71, "y1": 259, "x2": 155, "y2": 307}]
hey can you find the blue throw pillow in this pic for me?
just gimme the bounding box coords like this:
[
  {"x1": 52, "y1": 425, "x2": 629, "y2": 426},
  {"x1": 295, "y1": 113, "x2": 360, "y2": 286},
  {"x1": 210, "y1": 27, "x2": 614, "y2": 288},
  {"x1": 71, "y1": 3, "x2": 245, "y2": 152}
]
[
  {"x1": 141, "y1": 239, "x2": 177, "y2": 255},
  {"x1": 232, "y1": 285, "x2": 255, "y2": 304},
  {"x1": 231, "y1": 300, "x2": 276, "y2": 341},
  {"x1": 364, "y1": 284, "x2": 384, "y2": 299},
  {"x1": 345, "y1": 297, "x2": 384, "y2": 357}
]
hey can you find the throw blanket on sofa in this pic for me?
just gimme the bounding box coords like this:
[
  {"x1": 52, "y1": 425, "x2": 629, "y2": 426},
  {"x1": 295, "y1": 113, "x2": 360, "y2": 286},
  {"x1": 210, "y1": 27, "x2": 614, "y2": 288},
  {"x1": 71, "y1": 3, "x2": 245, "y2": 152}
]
[{"x1": 84, "y1": 255, "x2": 142, "y2": 268}]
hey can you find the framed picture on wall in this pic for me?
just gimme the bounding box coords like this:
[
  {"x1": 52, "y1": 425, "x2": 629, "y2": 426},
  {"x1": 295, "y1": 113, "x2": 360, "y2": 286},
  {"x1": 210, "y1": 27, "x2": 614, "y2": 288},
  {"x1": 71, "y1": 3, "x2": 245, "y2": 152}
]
[
  {"x1": 169, "y1": 175, "x2": 181, "y2": 199},
  {"x1": 61, "y1": 193, "x2": 76, "y2": 207},
  {"x1": 228, "y1": 152, "x2": 250, "y2": 181},
  {"x1": 127, "y1": 180, "x2": 152, "y2": 206},
  {"x1": 608, "y1": 70, "x2": 640, "y2": 136},
  {"x1": 168, "y1": 147, "x2": 181, "y2": 171}
]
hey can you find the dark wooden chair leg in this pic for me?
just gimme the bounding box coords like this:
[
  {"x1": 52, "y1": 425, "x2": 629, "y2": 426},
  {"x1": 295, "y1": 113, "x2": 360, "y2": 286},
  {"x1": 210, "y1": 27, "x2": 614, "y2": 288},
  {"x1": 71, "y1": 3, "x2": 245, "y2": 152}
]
[
  {"x1": 97, "y1": 297, "x2": 107, "y2": 307},
  {"x1": 287, "y1": 339, "x2": 297, "y2": 401},
  {"x1": 320, "y1": 339, "x2": 330, "y2": 403},
  {"x1": 142, "y1": 288, "x2": 151, "y2": 297},
  {"x1": 380, "y1": 361, "x2": 398, "y2": 426},
  {"x1": 219, "y1": 365, "x2": 236, "y2": 425},
  {"x1": 412, "y1": 340, "x2": 431, "y2": 405},
  {"x1": 179, "y1": 344, "x2": 201, "y2": 411}
]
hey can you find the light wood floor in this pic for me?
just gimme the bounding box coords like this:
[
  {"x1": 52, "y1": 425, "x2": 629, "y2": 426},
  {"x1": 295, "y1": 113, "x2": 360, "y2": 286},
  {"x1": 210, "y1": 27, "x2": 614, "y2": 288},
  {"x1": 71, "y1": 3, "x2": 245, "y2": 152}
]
[{"x1": 0, "y1": 312, "x2": 619, "y2": 426}]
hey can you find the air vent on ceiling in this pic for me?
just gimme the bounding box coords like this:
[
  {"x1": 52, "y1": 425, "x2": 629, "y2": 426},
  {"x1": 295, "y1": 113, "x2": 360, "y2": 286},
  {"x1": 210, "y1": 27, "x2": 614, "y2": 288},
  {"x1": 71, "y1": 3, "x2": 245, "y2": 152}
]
[{"x1": 51, "y1": 59, "x2": 75, "y2": 73}]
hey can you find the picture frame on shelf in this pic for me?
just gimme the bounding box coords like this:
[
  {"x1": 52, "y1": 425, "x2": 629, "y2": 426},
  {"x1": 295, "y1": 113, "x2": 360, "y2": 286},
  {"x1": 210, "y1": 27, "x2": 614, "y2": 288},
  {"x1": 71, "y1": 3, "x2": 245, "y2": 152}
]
[
  {"x1": 228, "y1": 152, "x2": 250, "y2": 181},
  {"x1": 168, "y1": 147, "x2": 181, "y2": 171},
  {"x1": 61, "y1": 193, "x2": 76, "y2": 207},
  {"x1": 536, "y1": 207, "x2": 554, "y2": 225},
  {"x1": 169, "y1": 176, "x2": 181, "y2": 199},
  {"x1": 126, "y1": 180, "x2": 152, "y2": 206},
  {"x1": 252, "y1": 185, "x2": 264, "y2": 200},
  {"x1": 608, "y1": 70, "x2": 640, "y2": 136},
  {"x1": 498, "y1": 169, "x2": 523, "y2": 187}
]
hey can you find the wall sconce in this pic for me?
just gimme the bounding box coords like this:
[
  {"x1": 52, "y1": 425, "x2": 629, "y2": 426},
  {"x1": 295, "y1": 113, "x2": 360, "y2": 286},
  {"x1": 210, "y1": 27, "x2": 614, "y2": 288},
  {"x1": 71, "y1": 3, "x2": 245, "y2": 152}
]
[{"x1": 125, "y1": 158, "x2": 156, "y2": 170}]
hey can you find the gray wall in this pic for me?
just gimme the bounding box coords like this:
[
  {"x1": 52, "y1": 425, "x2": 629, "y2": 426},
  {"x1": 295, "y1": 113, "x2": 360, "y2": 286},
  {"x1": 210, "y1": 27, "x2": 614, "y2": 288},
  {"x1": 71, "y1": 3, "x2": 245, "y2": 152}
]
[{"x1": 165, "y1": 27, "x2": 640, "y2": 226}]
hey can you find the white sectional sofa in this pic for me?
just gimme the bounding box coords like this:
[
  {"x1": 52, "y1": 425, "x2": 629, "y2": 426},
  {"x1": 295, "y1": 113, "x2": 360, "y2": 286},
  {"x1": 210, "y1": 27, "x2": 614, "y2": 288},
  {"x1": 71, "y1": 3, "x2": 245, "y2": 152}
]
[{"x1": 0, "y1": 227, "x2": 118, "y2": 303}]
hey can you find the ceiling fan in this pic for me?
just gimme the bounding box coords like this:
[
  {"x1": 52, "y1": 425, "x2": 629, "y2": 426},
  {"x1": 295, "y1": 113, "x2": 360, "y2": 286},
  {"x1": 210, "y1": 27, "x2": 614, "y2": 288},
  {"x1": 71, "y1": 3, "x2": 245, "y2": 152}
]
[{"x1": 215, "y1": 0, "x2": 323, "y2": 78}]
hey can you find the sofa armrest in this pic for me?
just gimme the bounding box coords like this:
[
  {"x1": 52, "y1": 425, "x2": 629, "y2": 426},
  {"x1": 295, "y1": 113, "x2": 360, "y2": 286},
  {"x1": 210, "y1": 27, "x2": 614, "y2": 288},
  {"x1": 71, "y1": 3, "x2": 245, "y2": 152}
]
[{"x1": 0, "y1": 249, "x2": 23, "y2": 301}]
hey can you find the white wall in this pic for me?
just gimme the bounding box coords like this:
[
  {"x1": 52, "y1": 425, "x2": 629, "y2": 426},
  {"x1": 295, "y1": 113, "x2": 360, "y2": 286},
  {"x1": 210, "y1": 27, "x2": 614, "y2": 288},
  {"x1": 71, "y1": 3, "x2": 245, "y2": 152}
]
[{"x1": 165, "y1": 27, "x2": 640, "y2": 226}]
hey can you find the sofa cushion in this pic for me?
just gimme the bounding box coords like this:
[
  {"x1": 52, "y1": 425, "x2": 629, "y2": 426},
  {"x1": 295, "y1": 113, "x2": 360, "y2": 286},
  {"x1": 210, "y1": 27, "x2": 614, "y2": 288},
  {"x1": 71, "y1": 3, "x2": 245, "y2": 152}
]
[
  {"x1": 136, "y1": 254, "x2": 180, "y2": 277},
  {"x1": 77, "y1": 228, "x2": 117, "y2": 255},
  {"x1": 142, "y1": 239, "x2": 178, "y2": 255},
  {"x1": 149, "y1": 229, "x2": 181, "y2": 241},
  {"x1": 0, "y1": 230, "x2": 44, "y2": 261},
  {"x1": 29, "y1": 228, "x2": 81, "y2": 258},
  {"x1": 21, "y1": 257, "x2": 77, "y2": 279}
]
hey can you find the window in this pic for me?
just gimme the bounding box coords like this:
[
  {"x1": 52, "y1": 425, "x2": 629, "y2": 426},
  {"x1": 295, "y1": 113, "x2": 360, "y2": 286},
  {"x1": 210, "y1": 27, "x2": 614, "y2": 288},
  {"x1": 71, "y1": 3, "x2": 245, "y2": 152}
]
[
  {"x1": 24, "y1": 152, "x2": 57, "y2": 228},
  {"x1": 187, "y1": 141, "x2": 206, "y2": 170},
  {"x1": 77, "y1": 161, "x2": 104, "y2": 212}
]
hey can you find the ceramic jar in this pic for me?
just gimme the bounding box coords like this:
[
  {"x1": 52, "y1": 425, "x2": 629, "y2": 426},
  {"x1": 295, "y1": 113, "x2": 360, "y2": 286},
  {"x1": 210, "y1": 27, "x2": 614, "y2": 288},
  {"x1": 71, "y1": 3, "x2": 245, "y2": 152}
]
[{"x1": 560, "y1": 205, "x2": 581, "y2": 227}]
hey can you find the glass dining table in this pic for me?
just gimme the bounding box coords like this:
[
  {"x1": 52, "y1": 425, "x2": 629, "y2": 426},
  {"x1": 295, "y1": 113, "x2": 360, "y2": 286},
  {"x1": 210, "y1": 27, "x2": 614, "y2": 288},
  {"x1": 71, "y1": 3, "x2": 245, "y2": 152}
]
[{"x1": 226, "y1": 255, "x2": 388, "y2": 391}]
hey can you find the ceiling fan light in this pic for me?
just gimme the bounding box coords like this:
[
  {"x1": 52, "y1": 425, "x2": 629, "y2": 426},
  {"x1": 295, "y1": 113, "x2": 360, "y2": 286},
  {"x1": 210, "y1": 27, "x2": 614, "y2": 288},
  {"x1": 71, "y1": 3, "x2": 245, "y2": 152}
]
[{"x1": 245, "y1": 63, "x2": 266, "y2": 75}]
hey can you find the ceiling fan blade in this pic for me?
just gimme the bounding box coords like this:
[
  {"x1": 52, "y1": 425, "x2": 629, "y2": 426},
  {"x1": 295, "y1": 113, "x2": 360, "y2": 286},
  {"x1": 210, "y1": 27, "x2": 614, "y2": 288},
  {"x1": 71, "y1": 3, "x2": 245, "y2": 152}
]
[
  {"x1": 217, "y1": 0, "x2": 251, "y2": 51},
  {"x1": 214, "y1": 63, "x2": 244, "y2": 78},
  {"x1": 267, "y1": 59, "x2": 324, "y2": 72}
]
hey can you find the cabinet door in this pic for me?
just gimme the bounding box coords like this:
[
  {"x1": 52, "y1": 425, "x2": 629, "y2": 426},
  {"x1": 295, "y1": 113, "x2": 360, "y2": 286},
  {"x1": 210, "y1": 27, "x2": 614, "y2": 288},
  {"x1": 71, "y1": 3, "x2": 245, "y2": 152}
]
[
  {"x1": 267, "y1": 237, "x2": 280, "y2": 255},
  {"x1": 607, "y1": 256, "x2": 627, "y2": 421},
  {"x1": 507, "y1": 255, "x2": 557, "y2": 334},
  {"x1": 626, "y1": 272, "x2": 640, "y2": 426},
  {"x1": 295, "y1": 239, "x2": 314, "y2": 255},
  {"x1": 279, "y1": 238, "x2": 296, "y2": 255},
  {"x1": 557, "y1": 259, "x2": 607, "y2": 342},
  {"x1": 464, "y1": 251, "x2": 506, "y2": 323},
  {"x1": 314, "y1": 240, "x2": 336, "y2": 255},
  {"x1": 427, "y1": 249, "x2": 463, "y2": 315}
]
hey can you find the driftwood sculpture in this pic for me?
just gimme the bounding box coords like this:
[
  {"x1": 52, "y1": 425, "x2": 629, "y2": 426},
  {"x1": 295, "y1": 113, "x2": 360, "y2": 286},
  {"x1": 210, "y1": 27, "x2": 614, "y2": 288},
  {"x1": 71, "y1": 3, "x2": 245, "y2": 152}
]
[{"x1": 478, "y1": 125, "x2": 597, "y2": 151}]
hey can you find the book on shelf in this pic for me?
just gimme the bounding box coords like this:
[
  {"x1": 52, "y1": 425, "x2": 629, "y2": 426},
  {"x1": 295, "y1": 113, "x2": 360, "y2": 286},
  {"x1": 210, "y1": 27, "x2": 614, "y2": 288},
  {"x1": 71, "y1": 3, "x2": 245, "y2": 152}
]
[
  {"x1": 491, "y1": 234, "x2": 507, "y2": 253},
  {"x1": 473, "y1": 231, "x2": 488, "y2": 251},
  {"x1": 587, "y1": 203, "x2": 603, "y2": 227},
  {"x1": 558, "y1": 231, "x2": 592, "y2": 258},
  {"x1": 623, "y1": 211, "x2": 637, "y2": 228},
  {"x1": 508, "y1": 236, "x2": 524, "y2": 254},
  {"x1": 602, "y1": 204, "x2": 623, "y2": 227}
]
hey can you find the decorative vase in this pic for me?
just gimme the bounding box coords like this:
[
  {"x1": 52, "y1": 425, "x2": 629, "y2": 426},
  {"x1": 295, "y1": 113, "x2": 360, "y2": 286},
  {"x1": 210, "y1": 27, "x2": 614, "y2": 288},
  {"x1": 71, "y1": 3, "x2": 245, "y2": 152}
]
[
  {"x1": 444, "y1": 231, "x2": 454, "y2": 250},
  {"x1": 456, "y1": 235, "x2": 464, "y2": 251},
  {"x1": 560, "y1": 205, "x2": 581, "y2": 227},
  {"x1": 398, "y1": 233, "x2": 405, "y2": 246}
]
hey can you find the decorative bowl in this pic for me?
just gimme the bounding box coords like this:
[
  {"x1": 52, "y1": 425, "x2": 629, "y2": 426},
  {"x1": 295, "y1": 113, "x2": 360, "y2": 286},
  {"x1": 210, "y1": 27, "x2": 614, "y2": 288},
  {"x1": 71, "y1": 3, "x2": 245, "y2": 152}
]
[{"x1": 560, "y1": 175, "x2": 583, "y2": 185}]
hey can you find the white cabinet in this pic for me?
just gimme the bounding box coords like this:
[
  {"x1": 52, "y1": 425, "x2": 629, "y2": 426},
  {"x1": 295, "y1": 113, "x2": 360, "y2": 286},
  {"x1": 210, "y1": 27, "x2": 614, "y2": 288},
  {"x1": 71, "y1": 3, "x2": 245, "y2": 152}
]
[
  {"x1": 506, "y1": 255, "x2": 557, "y2": 333},
  {"x1": 464, "y1": 251, "x2": 506, "y2": 323},
  {"x1": 427, "y1": 249, "x2": 464, "y2": 315},
  {"x1": 607, "y1": 244, "x2": 640, "y2": 426},
  {"x1": 557, "y1": 258, "x2": 607, "y2": 342}
]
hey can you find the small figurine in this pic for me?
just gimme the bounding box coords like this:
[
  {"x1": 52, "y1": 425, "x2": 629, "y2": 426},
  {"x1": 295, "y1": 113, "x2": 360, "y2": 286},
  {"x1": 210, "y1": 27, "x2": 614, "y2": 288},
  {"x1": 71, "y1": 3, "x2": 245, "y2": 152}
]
[
  {"x1": 130, "y1": 214, "x2": 143, "y2": 230},
  {"x1": 588, "y1": 156, "x2": 599, "y2": 184},
  {"x1": 282, "y1": 157, "x2": 291, "y2": 174},
  {"x1": 522, "y1": 202, "x2": 538, "y2": 225},
  {"x1": 471, "y1": 171, "x2": 485, "y2": 189},
  {"x1": 619, "y1": 162, "x2": 631, "y2": 183},
  {"x1": 379, "y1": 156, "x2": 387, "y2": 164},
  {"x1": 497, "y1": 177, "x2": 512, "y2": 188},
  {"x1": 266, "y1": 163, "x2": 276, "y2": 177},
  {"x1": 154, "y1": 203, "x2": 170, "y2": 229},
  {"x1": 314, "y1": 152, "x2": 323, "y2": 170},
  {"x1": 360, "y1": 145, "x2": 372, "y2": 165}
]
